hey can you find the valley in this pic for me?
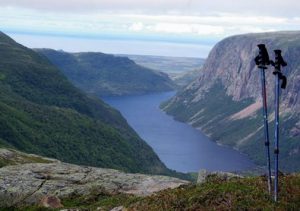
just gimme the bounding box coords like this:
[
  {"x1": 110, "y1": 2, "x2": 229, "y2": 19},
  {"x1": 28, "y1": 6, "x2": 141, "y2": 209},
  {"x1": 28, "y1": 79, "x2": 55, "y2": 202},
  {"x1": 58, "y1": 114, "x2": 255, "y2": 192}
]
[
  {"x1": 0, "y1": 30, "x2": 299, "y2": 210},
  {"x1": 102, "y1": 92, "x2": 255, "y2": 173},
  {"x1": 0, "y1": 32, "x2": 172, "y2": 176},
  {"x1": 0, "y1": 0, "x2": 299, "y2": 209}
]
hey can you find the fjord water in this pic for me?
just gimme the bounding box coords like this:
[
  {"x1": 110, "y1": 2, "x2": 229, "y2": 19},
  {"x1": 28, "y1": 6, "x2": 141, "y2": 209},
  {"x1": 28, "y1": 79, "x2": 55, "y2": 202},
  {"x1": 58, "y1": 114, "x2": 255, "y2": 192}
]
[{"x1": 103, "y1": 92, "x2": 255, "y2": 173}]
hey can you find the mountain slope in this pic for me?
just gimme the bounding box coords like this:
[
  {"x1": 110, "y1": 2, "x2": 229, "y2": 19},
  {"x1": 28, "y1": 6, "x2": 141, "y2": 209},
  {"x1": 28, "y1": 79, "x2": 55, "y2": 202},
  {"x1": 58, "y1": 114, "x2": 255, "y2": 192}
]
[
  {"x1": 163, "y1": 31, "x2": 300, "y2": 172},
  {"x1": 0, "y1": 31, "x2": 170, "y2": 174},
  {"x1": 172, "y1": 68, "x2": 202, "y2": 87},
  {"x1": 36, "y1": 49, "x2": 176, "y2": 96}
]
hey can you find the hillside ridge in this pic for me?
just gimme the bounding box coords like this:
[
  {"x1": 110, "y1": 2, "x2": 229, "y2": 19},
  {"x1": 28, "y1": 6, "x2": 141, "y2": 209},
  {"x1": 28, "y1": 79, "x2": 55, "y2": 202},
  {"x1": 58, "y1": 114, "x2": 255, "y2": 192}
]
[
  {"x1": 163, "y1": 31, "x2": 300, "y2": 171},
  {"x1": 36, "y1": 49, "x2": 176, "y2": 96}
]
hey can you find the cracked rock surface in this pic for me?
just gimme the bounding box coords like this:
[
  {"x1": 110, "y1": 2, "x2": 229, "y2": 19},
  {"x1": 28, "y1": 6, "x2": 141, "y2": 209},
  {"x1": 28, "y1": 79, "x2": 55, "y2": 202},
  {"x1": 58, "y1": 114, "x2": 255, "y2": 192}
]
[{"x1": 0, "y1": 162, "x2": 188, "y2": 207}]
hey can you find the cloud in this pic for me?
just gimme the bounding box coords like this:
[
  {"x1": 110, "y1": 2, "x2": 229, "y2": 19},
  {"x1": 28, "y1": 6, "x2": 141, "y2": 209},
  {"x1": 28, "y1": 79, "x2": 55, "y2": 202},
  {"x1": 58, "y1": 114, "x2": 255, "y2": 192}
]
[
  {"x1": 0, "y1": 3, "x2": 299, "y2": 58},
  {"x1": 0, "y1": 0, "x2": 300, "y2": 17},
  {"x1": 146, "y1": 23, "x2": 224, "y2": 35},
  {"x1": 1, "y1": 1, "x2": 299, "y2": 57},
  {"x1": 129, "y1": 22, "x2": 144, "y2": 31},
  {"x1": 1, "y1": 7, "x2": 298, "y2": 39}
]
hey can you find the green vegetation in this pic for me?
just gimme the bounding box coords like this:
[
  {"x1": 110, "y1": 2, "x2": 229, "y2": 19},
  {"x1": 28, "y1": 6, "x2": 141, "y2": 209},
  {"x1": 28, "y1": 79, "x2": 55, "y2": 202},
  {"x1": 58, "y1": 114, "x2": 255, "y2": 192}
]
[
  {"x1": 36, "y1": 49, "x2": 176, "y2": 96},
  {"x1": 164, "y1": 82, "x2": 253, "y2": 125},
  {"x1": 0, "y1": 31, "x2": 174, "y2": 175},
  {"x1": 240, "y1": 114, "x2": 300, "y2": 171},
  {"x1": 164, "y1": 82, "x2": 300, "y2": 171},
  {"x1": 0, "y1": 152, "x2": 52, "y2": 168},
  {"x1": 10, "y1": 174, "x2": 300, "y2": 210},
  {"x1": 128, "y1": 174, "x2": 300, "y2": 210},
  {"x1": 61, "y1": 189, "x2": 141, "y2": 211},
  {"x1": 172, "y1": 68, "x2": 202, "y2": 87}
]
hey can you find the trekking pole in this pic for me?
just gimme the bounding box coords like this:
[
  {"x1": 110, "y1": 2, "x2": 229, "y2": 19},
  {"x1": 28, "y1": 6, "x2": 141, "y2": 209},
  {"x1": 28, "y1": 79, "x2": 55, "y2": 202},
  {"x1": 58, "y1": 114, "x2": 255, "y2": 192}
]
[
  {"x1": 271, "y1": 49, "x2": 287, "y2": 202},
  {"x1": 254, "y1": 44, "x2": 272, "y2": 195}
]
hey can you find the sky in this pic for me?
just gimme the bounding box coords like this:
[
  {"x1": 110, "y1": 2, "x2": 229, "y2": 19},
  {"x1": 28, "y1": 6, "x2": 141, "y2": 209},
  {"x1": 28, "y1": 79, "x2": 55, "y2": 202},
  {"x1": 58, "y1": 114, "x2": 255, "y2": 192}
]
[{"x1": 0, "y1": 0, "x2": 299, "y2": 57}]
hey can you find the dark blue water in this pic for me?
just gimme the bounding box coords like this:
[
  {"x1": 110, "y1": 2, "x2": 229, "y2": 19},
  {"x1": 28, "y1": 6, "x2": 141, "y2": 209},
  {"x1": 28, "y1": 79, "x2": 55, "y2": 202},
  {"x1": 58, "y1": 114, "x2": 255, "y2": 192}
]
[{"x1": 102, "y1": 92, "x2": 255, "y2": 173}]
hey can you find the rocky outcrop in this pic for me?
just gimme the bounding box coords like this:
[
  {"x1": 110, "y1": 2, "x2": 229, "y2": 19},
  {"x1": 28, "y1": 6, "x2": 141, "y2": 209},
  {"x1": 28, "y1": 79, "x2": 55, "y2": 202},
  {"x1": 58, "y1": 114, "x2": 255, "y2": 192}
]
[
  {"x1": 197, "y1": 169, "x2": 243, "y2": 184},
  {"x1": 0, "y1": 158, "x2": 188, "y2": 208},
  {"x1": 163, "y1": 31, "x2": 300, "y2": 172}
]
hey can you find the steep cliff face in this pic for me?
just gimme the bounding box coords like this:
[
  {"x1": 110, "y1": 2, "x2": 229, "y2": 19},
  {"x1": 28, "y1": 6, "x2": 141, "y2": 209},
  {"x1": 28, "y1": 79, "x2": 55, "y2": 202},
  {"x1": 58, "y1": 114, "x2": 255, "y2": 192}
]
[
  {"x1": 185, "y1": 32, "x2": 300, "y2": 109},
  {"x1": 163, "y1": 31, "x2": 300, "y2": 171}
]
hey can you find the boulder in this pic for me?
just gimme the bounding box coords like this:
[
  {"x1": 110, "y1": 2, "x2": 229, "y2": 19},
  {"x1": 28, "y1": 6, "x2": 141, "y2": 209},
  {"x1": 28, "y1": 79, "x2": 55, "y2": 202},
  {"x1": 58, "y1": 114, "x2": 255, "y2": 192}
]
[{"x1": 40, "y1": 196, "x2": 63, "y2": 208}]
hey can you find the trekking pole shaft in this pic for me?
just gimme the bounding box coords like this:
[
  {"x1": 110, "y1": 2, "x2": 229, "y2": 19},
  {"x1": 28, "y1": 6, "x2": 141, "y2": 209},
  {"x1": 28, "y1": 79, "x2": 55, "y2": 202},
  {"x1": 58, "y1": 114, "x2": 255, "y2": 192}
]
[
  {"x1": 260, "y1": 69, "x2": 272, "y2": 194},
  {"x1": 274, "y1": 74, "x2": 280, "y2": 202}
]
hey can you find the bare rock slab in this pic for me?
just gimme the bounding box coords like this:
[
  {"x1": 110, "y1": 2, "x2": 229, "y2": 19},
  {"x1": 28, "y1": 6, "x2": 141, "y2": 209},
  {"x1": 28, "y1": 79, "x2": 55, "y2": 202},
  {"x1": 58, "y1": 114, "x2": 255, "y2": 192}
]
[{"x1": 0, "y1": 162, "x2": 188, "y2": 207}]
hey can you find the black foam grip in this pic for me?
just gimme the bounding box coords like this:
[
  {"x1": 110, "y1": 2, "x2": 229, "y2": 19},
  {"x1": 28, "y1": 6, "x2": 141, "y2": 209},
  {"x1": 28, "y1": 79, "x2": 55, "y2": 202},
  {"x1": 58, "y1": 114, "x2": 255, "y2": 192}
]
[{"x1": 280, "y1": 75, "x2": 287, "y2": 89}]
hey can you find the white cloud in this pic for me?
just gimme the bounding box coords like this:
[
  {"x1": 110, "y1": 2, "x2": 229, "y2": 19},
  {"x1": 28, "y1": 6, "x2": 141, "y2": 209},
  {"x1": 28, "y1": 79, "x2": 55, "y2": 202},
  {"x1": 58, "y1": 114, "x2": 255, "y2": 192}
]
[
  {"x1": 1, "y1": 7, "x2": 298, "y2": 39},
  {"x1": 0, "y1": 0, "x2": 300, "y2": 17},
  {"x1": 146, "y1": 23, "x2": 224, "y2": 35},
  {"x1": 0, "y1": 4, "x2": 299, "y2": 58},
  {"x1": 149, "y1": 23, "x2": 193, "y2": 34},
  {"x1": 129, "y1": 22, "x2": 144, "y2": 31}
]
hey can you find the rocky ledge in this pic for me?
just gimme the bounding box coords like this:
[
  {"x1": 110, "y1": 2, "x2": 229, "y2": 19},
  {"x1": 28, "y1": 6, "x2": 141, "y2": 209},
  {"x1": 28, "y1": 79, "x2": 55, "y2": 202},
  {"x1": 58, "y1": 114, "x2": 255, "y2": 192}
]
[{"x1": 0, "y1": 149, "x2": 188, "y2": 208}]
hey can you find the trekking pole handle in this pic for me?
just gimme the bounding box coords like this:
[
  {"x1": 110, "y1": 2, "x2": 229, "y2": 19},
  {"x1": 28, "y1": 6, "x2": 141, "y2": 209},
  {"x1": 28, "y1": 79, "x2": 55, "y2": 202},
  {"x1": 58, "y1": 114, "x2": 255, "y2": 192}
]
[
  {"x1": 255, "y1": 44, "x2": 271, "y2": 69},
  {"x1": 273, "y1": 50, "x2": 287, "y2": 71},
  {"x1": 271, "y1": 50, "x2": 287, "y2": 89}
]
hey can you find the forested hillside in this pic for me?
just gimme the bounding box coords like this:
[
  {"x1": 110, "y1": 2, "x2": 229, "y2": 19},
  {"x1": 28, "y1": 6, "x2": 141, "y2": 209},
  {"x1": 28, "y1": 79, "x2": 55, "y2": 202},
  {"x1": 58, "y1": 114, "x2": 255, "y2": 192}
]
[
  {"x1": 37, "y1": 49, "x2": 176, "y2": 96},
  {"x1": 0, "y1": 32, "x2": 170, "y2": 174}
]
